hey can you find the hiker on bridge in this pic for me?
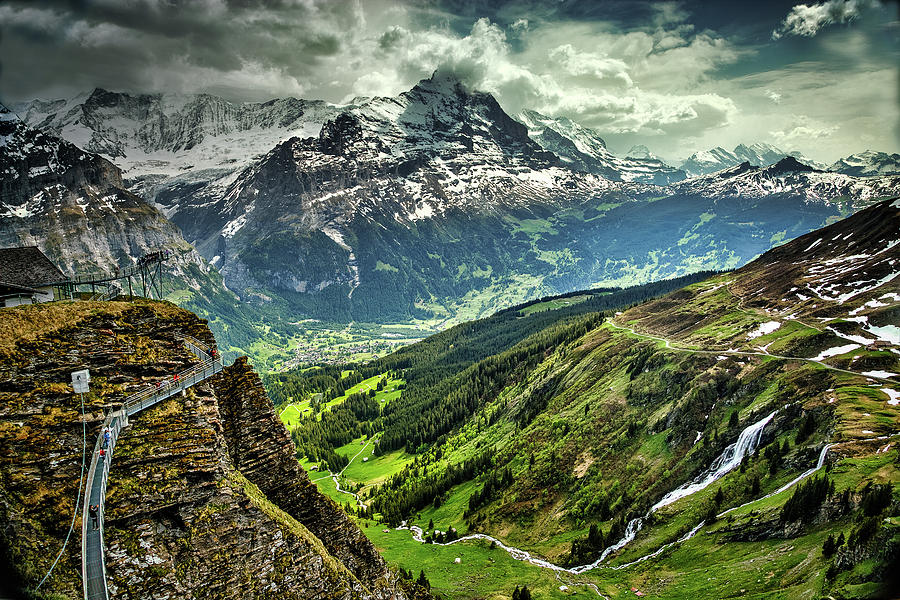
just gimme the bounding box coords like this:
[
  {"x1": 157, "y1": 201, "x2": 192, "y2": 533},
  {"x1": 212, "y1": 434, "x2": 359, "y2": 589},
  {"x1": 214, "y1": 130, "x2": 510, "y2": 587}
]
[
  {"x1": 99, "y1": 448, "x2": 106, "y2": 462},
  {"x1": 173, "y1": 373, "x2": 179, "y2": 384},
  {"x1": 89, "y1": 504, "x2": 99, "y2": 530},
  {"x1": 102, "y1": 427, "x2": 111, "y2": 449}
]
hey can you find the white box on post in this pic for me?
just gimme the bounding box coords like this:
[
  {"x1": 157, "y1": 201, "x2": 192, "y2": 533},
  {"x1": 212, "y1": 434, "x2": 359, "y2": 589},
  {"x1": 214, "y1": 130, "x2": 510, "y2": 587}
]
[{"x1": 71, "y1": 369, "x2": 90, "y2": 394}]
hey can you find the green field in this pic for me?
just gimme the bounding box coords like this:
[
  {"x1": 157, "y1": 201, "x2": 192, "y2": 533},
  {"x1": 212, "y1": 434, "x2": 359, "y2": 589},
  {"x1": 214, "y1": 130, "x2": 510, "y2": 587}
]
[
  {"x1": 278, "y1": 372, "x2": 404, "y2": 430},
  {"x1": 518, "y1": 294, "x2": 592, "y2": 316}
]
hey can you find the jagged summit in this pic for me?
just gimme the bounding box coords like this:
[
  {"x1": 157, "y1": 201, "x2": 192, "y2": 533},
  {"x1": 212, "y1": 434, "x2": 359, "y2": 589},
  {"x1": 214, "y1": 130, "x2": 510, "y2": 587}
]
[
  {"x1": 515, "y1": 108, "x2": 685, "y2": 184},
  {"x1": 626, "y1": 144, "x2": 652, "y2": 159},
  {"x1": 681, "y1": 142, "x2": 816, "y2": 178},
  {"x1": 406, "y1": 69, "x2": 473, "y2": 97}
]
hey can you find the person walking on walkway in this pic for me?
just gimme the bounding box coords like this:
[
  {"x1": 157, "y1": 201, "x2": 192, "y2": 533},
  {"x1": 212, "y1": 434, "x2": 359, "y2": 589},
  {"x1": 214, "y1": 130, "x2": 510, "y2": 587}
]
[
  {"x1": 89, "y1": 504, "x2": 99, "y2": 530},
  {"x1": 99, "y1": 448, "x2": 106, "y2": 462},
  {"x1": 102, "y1": 427, "x2": 111, "y2": 449}
]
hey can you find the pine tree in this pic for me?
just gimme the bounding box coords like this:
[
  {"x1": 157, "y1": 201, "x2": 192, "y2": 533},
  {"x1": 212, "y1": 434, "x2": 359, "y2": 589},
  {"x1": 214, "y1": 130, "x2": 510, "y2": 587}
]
[
  {"x1": 520, "y1": 585, "x2": 532, "y2": 600},
  {"x1": 822, "y1": 533, "x2": 836, "y2": 557},
  {"x1": 512, "y1": 586, "x2": 521, "y2": 600},
  {"x1": 728, "y1": 411, "x2": 739, "y2": 429},
  {"x1": 714, "y1": 487, "x2": 724, "y2": 506},
  {"x1": 416, "y1": 570, "x2": 430, "y2": 590}
]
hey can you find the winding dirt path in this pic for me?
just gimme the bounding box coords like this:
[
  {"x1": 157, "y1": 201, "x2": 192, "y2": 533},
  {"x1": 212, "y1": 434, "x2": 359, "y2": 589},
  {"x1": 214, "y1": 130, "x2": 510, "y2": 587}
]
[{"x1": 605, "y1": 320, "x2": 897, "y2": 383}]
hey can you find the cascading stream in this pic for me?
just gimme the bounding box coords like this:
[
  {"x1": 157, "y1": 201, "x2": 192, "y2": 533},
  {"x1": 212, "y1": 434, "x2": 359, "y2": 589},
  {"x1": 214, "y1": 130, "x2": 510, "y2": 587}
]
[
  {"x1": 566, "y1": 410, "x2": 777, "y2": 573},
  {"x1": 394, "y1": 409, "x2": 780, "y2": 575}
]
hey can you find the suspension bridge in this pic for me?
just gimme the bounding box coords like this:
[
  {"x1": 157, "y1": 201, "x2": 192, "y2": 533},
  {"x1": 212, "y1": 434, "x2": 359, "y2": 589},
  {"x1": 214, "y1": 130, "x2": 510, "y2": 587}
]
[{"x1": 80, "y1": 334, "x2": 224, "y2": 600}]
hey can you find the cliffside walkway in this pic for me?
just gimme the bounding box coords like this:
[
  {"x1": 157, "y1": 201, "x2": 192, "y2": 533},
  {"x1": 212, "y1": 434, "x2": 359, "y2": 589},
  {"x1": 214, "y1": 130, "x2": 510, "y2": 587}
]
[{"x1": 81, "y1": 335, "x2": 223, "y2": 600}]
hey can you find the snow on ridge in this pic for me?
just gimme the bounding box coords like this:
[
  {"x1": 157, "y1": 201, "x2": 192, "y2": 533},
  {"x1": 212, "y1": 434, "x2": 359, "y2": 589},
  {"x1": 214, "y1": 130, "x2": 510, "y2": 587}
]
[
  {"x1": 221, "y1": 213, "x2": 248, "y2": 238},
  {"x1": 865, "y1": 324, "x2": 900, "y2": 345},
  {"x1": 813, "y1": 344, "x2": 861, "y2": 360},
  {"x1": 881, "y1": 388, "x2": 900, "y2": 405},
  {"x1": 863, "y1": 370, "x2": 899, "y2": 379},
  {"x1": 747, "y1": 321, "x2": 781, "y2": 339},
  {"x1": 826, "y1": 326, "x2": 874, "y2": 346},
  {"x1": 803, "y1": 238, "x2": 822, "y2": 252}
]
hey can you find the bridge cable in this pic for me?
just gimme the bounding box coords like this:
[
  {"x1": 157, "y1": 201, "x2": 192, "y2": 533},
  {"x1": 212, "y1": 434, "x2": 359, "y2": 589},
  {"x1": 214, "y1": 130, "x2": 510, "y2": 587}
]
[{"x1": 36, "y1": 390, "x2": 87, "y2": 591}]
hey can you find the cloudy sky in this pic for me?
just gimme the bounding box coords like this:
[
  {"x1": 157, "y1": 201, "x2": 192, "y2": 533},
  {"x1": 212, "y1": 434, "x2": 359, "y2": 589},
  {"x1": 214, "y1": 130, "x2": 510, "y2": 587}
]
[{"x1": 1, "y1": 0, "x2": 897, "y2": 163}]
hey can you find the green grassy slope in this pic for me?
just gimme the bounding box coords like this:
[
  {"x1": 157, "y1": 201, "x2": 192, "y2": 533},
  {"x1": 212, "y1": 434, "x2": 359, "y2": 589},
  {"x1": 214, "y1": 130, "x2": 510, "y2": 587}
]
[{"x1": 269, "y1": 202, "x2": 900, "y2": 599}]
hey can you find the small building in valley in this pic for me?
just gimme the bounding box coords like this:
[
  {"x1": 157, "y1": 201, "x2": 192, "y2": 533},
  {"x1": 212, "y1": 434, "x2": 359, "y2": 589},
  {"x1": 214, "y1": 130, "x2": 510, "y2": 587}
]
[{"x1": 0, "y1": 246, "x2": 66, "y2": 307}]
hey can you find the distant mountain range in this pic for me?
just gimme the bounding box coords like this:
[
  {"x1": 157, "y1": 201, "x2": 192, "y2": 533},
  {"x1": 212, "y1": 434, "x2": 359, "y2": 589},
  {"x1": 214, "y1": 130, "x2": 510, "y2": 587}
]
[
  {"x1": 514, "y1": 109, "x2": 686, "y2": 185},
  {"x1": 827, "y1": 150, "x2": 900, "y2": 177},
  {"x1": 4, "y1": 75, "x2": 900, "y2": 344}
]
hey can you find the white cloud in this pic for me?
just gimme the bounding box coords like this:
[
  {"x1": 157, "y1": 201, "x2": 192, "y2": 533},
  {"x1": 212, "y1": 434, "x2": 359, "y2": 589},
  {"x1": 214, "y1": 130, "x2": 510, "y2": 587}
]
[
  {"x1": 772, "y1": 0, "x2": 878, "y2": 39},
  {"x1": 344, "y1": 16, "x2": 742, "y2": 142},
  {"x1": 765, "y1": 89, "x2": 782, "y2": 103},
  {"x1": 770, "y1": 115, "x2": 839, "y2": 143}
]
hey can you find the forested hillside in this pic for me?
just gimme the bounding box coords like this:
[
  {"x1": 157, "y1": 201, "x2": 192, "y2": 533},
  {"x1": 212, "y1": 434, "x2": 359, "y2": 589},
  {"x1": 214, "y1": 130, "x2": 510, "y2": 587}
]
[
  {"x1": 265, "y1": 273, "x2": 714, "y2": 467},
  {"x1": 267, "y1": 200, "x2": 899, "y2": 599}
]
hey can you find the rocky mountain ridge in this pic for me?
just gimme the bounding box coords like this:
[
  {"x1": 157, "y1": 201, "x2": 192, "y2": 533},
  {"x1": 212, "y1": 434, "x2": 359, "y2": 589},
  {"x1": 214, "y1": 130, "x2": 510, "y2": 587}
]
[
  {"x1": 0, "y1": 104, "x2": 195, "y2": 276},
  {"x1": 828, "y1": 150, "x2": 900, "y2": 177},
  {"x1": 680, "y1": 142, "x2": 825, "y2": 178},
  {"x1": 671, "y1": 156, "x2": 900, "y2": 202},
  {"x1": 7, "y1": 78, "x2": 900, "y2": 329},
  {"x1": 515, "y1": 109, "x2": 686, "y2": 185}
]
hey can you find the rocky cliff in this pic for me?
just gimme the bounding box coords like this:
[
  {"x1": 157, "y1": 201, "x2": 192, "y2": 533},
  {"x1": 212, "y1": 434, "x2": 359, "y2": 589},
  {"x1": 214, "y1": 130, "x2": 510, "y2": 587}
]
[{"x1": 0, "y1": 300, "x2": 417, "y2": 599}]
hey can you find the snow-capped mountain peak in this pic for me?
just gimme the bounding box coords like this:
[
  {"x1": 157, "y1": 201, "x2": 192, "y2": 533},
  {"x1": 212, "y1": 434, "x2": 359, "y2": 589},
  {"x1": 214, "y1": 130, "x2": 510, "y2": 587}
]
[
  {"x1": 515, "y1": 109, "x2": 685, "y2": 185},
  {"x1": 681, "y1": 142, "x2": 825, "y2": 178},
  {"x1": 829, "y1": 150, "x2": 900, "y2": 177}
]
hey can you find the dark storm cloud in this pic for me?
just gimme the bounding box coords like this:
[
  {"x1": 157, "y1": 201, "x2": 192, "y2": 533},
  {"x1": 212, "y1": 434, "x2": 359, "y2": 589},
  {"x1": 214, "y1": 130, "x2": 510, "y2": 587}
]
[{"x1": 0, "y1": 0, "x2": 360, "y2": 101}]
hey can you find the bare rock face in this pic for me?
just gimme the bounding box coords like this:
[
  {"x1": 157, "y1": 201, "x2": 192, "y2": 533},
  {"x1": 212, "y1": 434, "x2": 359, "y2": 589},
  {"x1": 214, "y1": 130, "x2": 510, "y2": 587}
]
[
  {"x1": 211, "y1": 357, "x2": 404, "y2": 596},
  {"x1": 0, "y1": 301, "x2": 414, "y2": 599}
]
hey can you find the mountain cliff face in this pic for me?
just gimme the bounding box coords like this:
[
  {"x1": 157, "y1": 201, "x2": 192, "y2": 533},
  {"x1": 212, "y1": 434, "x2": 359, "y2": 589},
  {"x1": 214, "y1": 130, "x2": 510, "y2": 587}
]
[
  {"x1": 158, "y1": 73, "x2": 631, "y2": 320},
  {"x1": 0, "y1": 300, "x2": 419, "y2": 599},
  {"x1": 0, "y1": 106, "x2": 260, "y2": 359},
  {"x1": 0, "y1": 105, "x2": 192, "y2": 274},
  {"x1": 14, "y1": 89, "x2": 337, "y2": 177}
]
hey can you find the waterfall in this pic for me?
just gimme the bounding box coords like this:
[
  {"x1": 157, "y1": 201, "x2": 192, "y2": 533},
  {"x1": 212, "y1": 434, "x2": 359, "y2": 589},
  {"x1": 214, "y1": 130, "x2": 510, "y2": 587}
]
[
  {"x1": 580, "y1": 410, "x2": 777, "y2": 569},
  {"x1": 651, "y1": 410, "x2": 777, "y2": 512},
  {"x1": 394, "y1": 410, "x2": 780, "y2": 574},
  {"x1": 718, "y1": 442, "x2": 831, "y2": 518}
]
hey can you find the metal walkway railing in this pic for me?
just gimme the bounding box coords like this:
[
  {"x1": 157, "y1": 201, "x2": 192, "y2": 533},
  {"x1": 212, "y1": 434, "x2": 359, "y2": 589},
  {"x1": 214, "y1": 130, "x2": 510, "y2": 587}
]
[{"x1": 81, "y1": 335, "x2": 223, "y2": 600}]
